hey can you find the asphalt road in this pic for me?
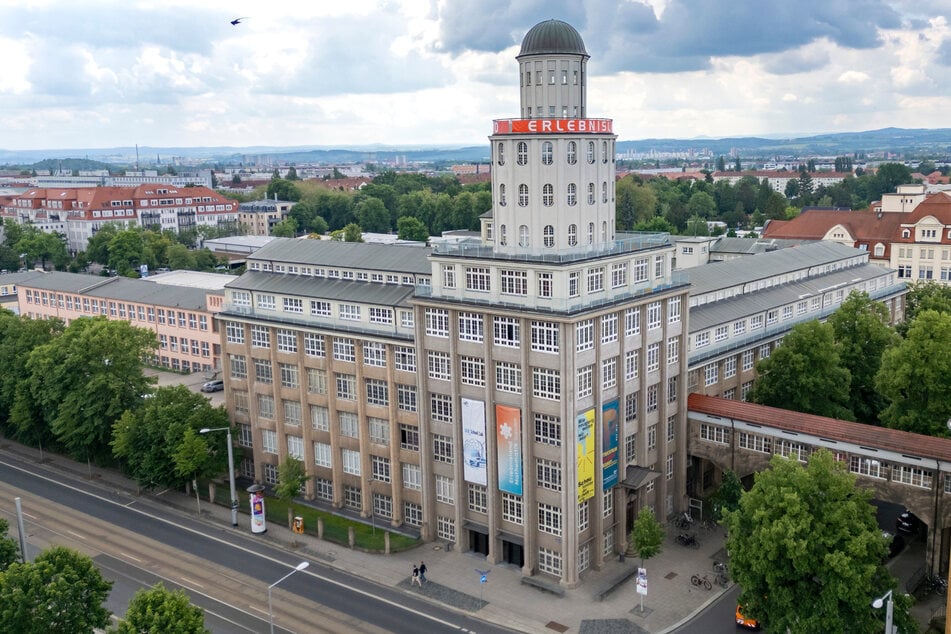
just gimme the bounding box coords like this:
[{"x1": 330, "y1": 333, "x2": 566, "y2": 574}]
[{"x1": 0, "y1": 452, "x2": 513, "y2": 634}]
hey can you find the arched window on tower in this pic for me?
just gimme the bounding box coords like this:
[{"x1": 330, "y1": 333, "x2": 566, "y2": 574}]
[
  {"x1": 567, "y1": 183, "x2": 577, "y2": 206},
  {"x1": 543, "y1": 184, "x2": 554, "y2": 206},
  {"x1": 518, "y1": 184, "x2": 529, "y2": 207},
  {"x1": 499, "y1": 224, "x2": 507, "y2": 246},
  {"x1": 602, "y1": 141, "x2": 609, "y2": 164},
  {"x1": 601, "y1": 221, "x2": 607, "y2": 242},
  {"x1": 588, "y1": 222, "x2": 594, "y2": 245},
  {"x1": 567, "y1": 141, "x2": 577, "y2": 165},
  {"x1": 568, "y1": 224, "x2": 578, "y2": 247},
  {"x1": 588, "y1": 183, "x2": 595, "y2": 205},
  {"x1": 602, "y1": 182, "x2": 608, "y2": 203},
  {"x1": 519, "y1": 225, "x2": 529, "y2": 247},
  {"x1": 497, "y1": 142, "x2": 505, "y2": 166},
  {"x1": 587, "y1": 141, "x2": 595, "y2": 164},
  {"x1": 542, "y1": 142, "x2": 553, "y2": 165},
  {"x1": 499, "y1": 184, "x2": 507, "y2": 206},
  {"x1": 544, "y1": 225, "x2": 555, "y2": 247},
  {"x1": 517, "y1": 142, "x2": 528, "y2": 166}
]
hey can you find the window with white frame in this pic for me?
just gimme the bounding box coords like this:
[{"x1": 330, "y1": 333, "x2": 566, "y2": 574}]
[
  {"x1": 704, "y1": 363, "x2": 719, "y2": 386},
  {"x1": 502, "y1": 492, "x2": 523, "y2": 524},
  {"x1": 394, "y1": 346, "x2": 416, "y2": 372},
  {"x1": 442, "y1": 264, "x2": 456, "y2": 289},
  {"x1": 234, "y1": 392, "x2": 249, "y2": 415},
  {"x1": 603, "y1": 489, "x2": 614, "y2": 518},
  {"x1": 531, "y1": 321, "x2": 559, "y2": 352},
  {"x1": 587, "y1": 267, "x2": 604, "y2": 293},
  {"x1": 894, "y1": 465, "x2": 933, "y2": 489},
  {"x1": 338, "y1": 411, "x2": 359, "y2": 438},
  {"x1": 500, "y1": 269, "x2": 528, "y2": 295},
  {"x1": 647, "y1": 302, "x2": 662, "y2": 330},
  {"x1": 700, "y1": 423, "x2": 728, "y2": 444},
  {"x1": 647, "y1": 343, "x2": 660, "y2": 372},
  {"x1": 577, "y1": 365, "x2": 593, "y2": 398},
  {"x1": 432, "y1": 433, "x2": 454, "y2": 463},
  {"x1": 230, "y1": 354, "x2": 247, "y2": 379},
  {"x1": 733, "y1": 320, "x2": 746, "y2": 335},
  {"x1": 666, "y1": 454, "x2": 674, "y2": 480},
  {"x1": 458, "y1": 312, "x2": 484, "y2": 342},
  {"x1": 286, "y1": 435, "x2": 304, "y2": 459},
  {"x1": 578, "y1": 500, "x2": 590, "y2": 532},
  {"x1": 538, "y1": 271, "x2": 553, "y2": 296},
  {"x1": 576, "y1": 319, "x2": 594, "y2": 351},
  {"x1": 611, "y1": 262, "x2": 628, "y2": 288},
  {"x1": 750, "y1": 314, "x2": 764, "y2": 330},
  {"x1": 724, "y1": 356, "x2": 737, "y2": 378},
  {"x1": 313, "y1": 442, "x2": 331, "y2": 467},
  {"x1": 402, "y1": 462, "x2": 422, "y2": 489},
  {"x1": 363, "y1": 342, "x2": 387, "y2": 367},
  {"x1": 304, "y1": 333, "x2": 325, "y2": 357},
  {"x1": 625, "y1": 432, "x2": 637, "y2": 464},
  {"x1": 601, "y1": 313, "x2": 618, "y2": 343},
  {"x1": 283, "y1": 297, "x2": 303, "y2": 314},
  {"x1": 342, "y1": 448, "x2": 361, "y2": 475},
  {"x1": 494, "y1": 317, "x2": 520, "y2": 347},
  {"x1": 428, "y1": 351, "x2": 452, "y2": 380},
  {"x1": 647, "y1": 423, "x2": 656, "y2": 451},
  {"x1": 568, "y1": 271, "x2": 580, "y2": 296},
  {"x1": 397, "y1": 384, "x2": 417, "y2": 411},
  {"x1": 425, "y1": 308, "x2": 450, "y2": 337},
  {"x1": 738, "y1": 431, "x2": 771, "y2": 453},
  {"x1": 310, "y1": 300, "x2": 331, "y2": 317},
  {"x1": 280, "y1": 364, "x2": 299, "y2": 389},
  {"x1": 536, "y1": 458, "x2": 562, "y2": 491},
  {"x1": 538, "y1": 547, "x2": 562, "y2": 576},
  {"x1": 311, "y1": 405, "x2": 329, "y2": 431},
  {"x1": 468, "y1": 484, "x2": 487, "y2": 513},
  {"x1": 435, "y1": 475, "x2": 455, "y2": 504},
  {"x1": 849, "y1": 455, "x2": 887, "y2": 479},
  {"x1": 776, "y1": 439, "x2": 809, "y2": 462},
  {"x1": 400, "y1": 424, "x2": 419, "y2": 451},
  {"x1": 365, "y1": 379, "x2": 389, "y2": 406},
  {"x1": 715, "y1": 325, "x2": 729, "y2": 342},
  {"x1": 277, "y1": 329, "x2": 297, "y2": 353},
  {"x1": 336, "y1": 374, "x2": 356, "y2": 400},
  {"x1": 339, "y1": 304, "x2": 361, "y2": 321},
  {"x1": 333, "y1": 338, "x2": 355, "y2": 362},
  {"x1": 256, "y1": 294, "x2": 276, "y2": 310},
  {"x1": 400, "y1": 310, "x2": 414, "y2": 328},
  {"x1": 371, "y1": 455, "x2": 391, "y2": 482},
  {"x1": 625, "y1": 308, "x2": 640, "y2": 336},
  {"x1": 742, "y1": 349, "x2": 755, "y2": 370},
  {"x1": 647, "y1": 384, "x2": 658, "y2": 413},
  {"x1": 262, "y1": 429, "x2": 278, "y2": 454},
  {"x1": 437, "y1": 516, "x2": 455, "y2": 541},
  {"x1": 667, "y1": 376, "x2": 678, "y2": 403},
  {"x1": 343, "y1": 486, "x2": 362, "y2": 510},
  {"x1": 534, "y1": 413, "x2": 561, "y2": 446},
  {"x1": 369, "y1": 307, "x2": 392, "y2": 324},
  {"x1": 465, "y1": 267, "x2": 491, "y2": 292},
  {"x1": 283, "y1": 400, "x2": 302, "y2": 426},
  {"x1": 460, "y1": 356, "x2": 485, "y2": 386},
  {"x1": 263, "y1": 464, "x2": 279, "y2": 485},
  {"x1": 625, "y1": 391, "x2": 638, "y2": 422},
  {"x1": 404, "y1": 502, "x2": 423, "y2": 526},
  {"x1": 602, "y1": 357, "x2": 617, "y2": 389},
  {"x1": 226, "y1": 322, "x2": 245, "y2": 344},
  {"x1": 759, "y1": 344, "x2": 771, "y2": 359},
  {"x1": 625, "y1": 349, "x2": 639, "y2": 380},
  {"x1": 368, "y1": 417, "x2": 389, "y2": 445},
  {"x1": 431, "y1": 393, "x2": 453, "y2": 423},
  {"x1": 496, "y1": 361, "x2": 522, "y2": 393},
  {"x1": 538, "y1": 503, "x2": 562, "y2": 535},
  {"x1": 373, "y1": 493, "x2": 393, "y2": 519},
  {"x1": 532, "y1": 367, "x2": 561, "y2": 400},
  {"x1": 668, "y1": 296, "x2": 681, "y2": 323},
  {"x1": 633, "y1": 258, "x2": 649, "y2": 283},
  {"x1": 308, "y1": 368, "x2": 327, "y2": 395},
  {"x1": 667, "y1": 336, "x2": 680, "y2": 365},
  {"x1": 251, "y1": 325, "x2": 270, "y2": 347},
  {"x1": 254, "y1": 359, "x2": 273, "y2": 384}
]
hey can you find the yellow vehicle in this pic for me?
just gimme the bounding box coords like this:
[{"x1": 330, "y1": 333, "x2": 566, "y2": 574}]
[{"x1": 735, "y1": 604, "x2": 761, "y2": 630}]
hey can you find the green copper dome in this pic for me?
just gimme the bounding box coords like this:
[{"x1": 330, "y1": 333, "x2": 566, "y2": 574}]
[{"x1": 519, "y1": 19, "x2": 587, "y2": 57}]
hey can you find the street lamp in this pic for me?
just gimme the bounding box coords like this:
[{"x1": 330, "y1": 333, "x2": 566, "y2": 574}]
[
  {"x1": 872, "y1": 589, "x2": 893, "y2": 634},
  {"x1": 199, "y1": 427, "x2": 238, "y2": 527},
  {"x1": 268, "y1": 561, "x2": 309, "y2": 634}
]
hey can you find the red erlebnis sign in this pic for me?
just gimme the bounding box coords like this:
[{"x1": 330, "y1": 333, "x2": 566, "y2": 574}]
[{"x1": 493, "y1": 118, "x2": 613, "y2": 134}]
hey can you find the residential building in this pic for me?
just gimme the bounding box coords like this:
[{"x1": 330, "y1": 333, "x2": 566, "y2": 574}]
[
  {"x1": 238, "y1": 198, "x2": 296, "y2": 236},
  {"x1": 216, "y1": 20, "x2": 691, "y2": 587},
  {"x1": 763, "y1": 209, "x2": 905, "y2": 267},
  {"x1": 712, "y1": 170, "x2": 853, "y2": 193}
]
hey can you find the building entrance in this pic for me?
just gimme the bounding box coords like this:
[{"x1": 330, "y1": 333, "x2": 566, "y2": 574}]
[
  {"x1": 469, "y1": 529, "x2": 489, "y2": 556},
  {"x1": 501, "y1": 540, "x2": 524, "y2": 567}
]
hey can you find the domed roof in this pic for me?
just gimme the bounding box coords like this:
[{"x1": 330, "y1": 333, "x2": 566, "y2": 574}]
[{"x1": 518, "y1": 19, "x2": 587, "y2": 57}]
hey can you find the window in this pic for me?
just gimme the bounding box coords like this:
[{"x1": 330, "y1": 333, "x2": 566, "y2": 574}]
[
  {"x1": 538, "y1": 547, "x2": 562, "y2": 576},
  {"x1": 337, "y1": 411, "x2": 359, "y2": 438},
  {"x1": 341, "y1": 449, "x2": 361, "y2": 475},
  {"x1": 433, "y1": 434, "x2": 454, "y2": 463},
  {"x1": 287, "y1": 435, "x2": 304, "y2": 460},
  {"x1": 625, "y1": 308, "x2": 640, "y2": 336},
  {"x1": 850, "y1": 455, "x2": 887, "y2": 479},
  {"x1": 601, "y1": 313, "x2": 618, "y2": 343},
  {"x1": 577, "y1": 365, "x2": 593, "y2": 398},
  {"x1": 535, "y1": 413, "x2": 561, "y2": 446},
  {"x1": 502, "y1": 492, "x2": 523, "y2": 524},
  {"x1": 576, "y1": 319, "x2": 594, "y2": 351},
  {"x1": 304, "y1": 333, "x2": 326, "y2": 357},
  {"x1": 531, "y1": 321, "x2": 559, "y2": 352},
  {"x1": 700, "y1": 423, "x2": 728, "y2": 444},
  {"x1": 750, "y1": 315, "x2": 764, "y2": 330},
  {"x1": 394, "y1": 346, "x2": 416, "y2": 372},
  {"x1": 333, "y1": 338, "x2": 355, "y2": 362},
  {"x1": 625, "y1": 350, "x2": 639, "y2": 380},
  {"x1": 647, "y1": 385, "x2": 658, "y2": 413},
  {"x1": 468, "y1": 484, "x2": 488, "y2": 513},
  {"x1": 541, "y1": 141, "x2": 553, "y2": 165},
  {"x1": 517, "y1": 141, "x2": 527, "y2": 165},
  {"x1": 647, "y1": 424, "x2": 656, "y2": 451},
  {"x1": 568, "y1": 224, "x2": 578, "y2": 246},
  {"x1": 759, "y1": 344, "x2": 771, "y2": 359},
  {"x1": 403, "y1": 462, "x2": 422, "y2": 489},
  {"x1": 566, "y1": 183, "x2": 577, "y2": 207},
  {"x1": 724, "y1": 356, "x2": 737, "y2": 378},
  {"x1": 519, "y1": 224, "x2": 530, "y2": 247},
  {"x1": 226, "y1": 323, "x2": 245, "y2": 344},
  {"x1": 738, "y1": 431, "x2": 771, "y2": 454},
  {"x1": 537, "y1": 458, "x2": 562, "y2": 491},
  {"x1": 428, "y1": 351, "x2": 452, "y2": 380},
  {"x1": 397, "y1": 385, "x2": 417, "y2": 412},
  {"x1": 458, "y1": 312, "x2": 484, "y2": 342},
  {"x1": 500, "y1": 269, "x2": 528, "y2": 295},
  {"x1": 336, "y1": 374, "x2": 356, "y2": 400},
  {"x1": 666, "y1": 337, "x2": 679, "y2": 365},
  {"x1": 436, "y1": 475, "x2": 455, "y2": 504},
  {"x1": 625, "y1": 392, "x2": 638, "y2": 423},
  {"x1": 404, "y1": 502, "x2": 423, "y2": 526},
  {"x1": 254, "y1": 359, "x2": 273, "y2": 384},
  {"x1": 647, "y1": 343, "x2": 660, "y2": 373},
  {"x1": 460, "y1": 356, "x2": 486, "y2": 386},
  {"x1": 437, "y1": 516, "x2": 455, "y2": 541},
  {"x1": 251, "y1": 325, "x2": 270, "y2": 348},
  {"x1": 230, "y1": 354, "x2": 247, "y2": 379},
  {"x1": 238, "y1": 423, "x2": 252, "y2": 447},
  {"x1": 542, "y1": 183, "x2": 554, "y2": 207},
  {"x1": 494, "y1": 317, "x2": 520, "y2": 347},
  {"x1": 647, "y1": 302, "x2": 662, "y2": 330},
  {"x1": 538, "y1": 503, "x2": 562, "y2": 535},
  {"x1": 262, "y1": 429, "x2": 278, "y2": 454},
  {"x1": 369, "y1": 417, "x2": 389, "y2": 445},
  {"x1": 742, "y1": 349, "x2": 755, "y2": 370},
  {"x1": 532, "y1": 367, "x2": 561, "y2": 400},
  {"x1": 518, "y1": 184, "x2": 529, "y2": 207},
  {"x1": 894, "y1": 465, "x2": 933, "y2": 489},
  {"x1": 365, "y1": 378, "x2": 389, "y2": 406},
  {"x1": 425, "y1": 308, "x2": 450, "y2": 337},
  {"x1": 442, "y1": 264, "x2": 456, "y2": 289},
  {"x1": 666, "y1": 454, "x2": 674, "y2": 481},
  {"x1": 369, "y1": 307, "x2": 392, "y2": 325},
  {"x1": 568, "y1": 271, "x2": 580, "y2": 296},
  {"x1": 496, "y1": 361, "x2": 522, "y2": 393},
  {"x1": 431, "y1": 393, "x2": 453, "y2": 423},
  {"x1": 363, "y1": 342, "x2": 387, "y2": 367},
  {"x1": 695, "y1": 332, "x2": 710, "y2": 348},
  {"x1": 611, "y1": 263, "x2": 627, "y2": 288},
  {"x1": 704, "y1": 363, "x2": 719, "y2": 386},
  {"x1": 256, "y1": 294, "x2": 275, "y2": 310},
  {"x1": 308, "y1": 369, "x2": 327, "y2": 395},
  {"x1": 311, "y1": 405, "x2": 329, "y2": 431},
  {"x1": 602, "y1": 357, "x2": 617, "y2": 389},
  {"x1": 715, "y1": 325, "x2": 729, "y2": 342}
]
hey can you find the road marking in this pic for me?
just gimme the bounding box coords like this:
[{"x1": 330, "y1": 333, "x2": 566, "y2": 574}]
[
  {"x1": 0, "y1": 456, "x2": 466, "y2": 632},
  {"x1": 120, "y1": 552, "x2": 142, "y2": 562},
  {"x1": 248, "y1": 604, "x2": 268, "y2": 615},
  {"x1": 180, "y1": 576, "x2": 204, "y2": 589},
  {"x1": 67, "y1": 530, "x2": 86, "y2": 540}
]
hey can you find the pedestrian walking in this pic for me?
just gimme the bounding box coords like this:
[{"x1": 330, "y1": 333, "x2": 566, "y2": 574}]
[
  {"x1": 419, "y1": 561, "x2": 427, "y2": 583},
  {"x1": 412, "y1": 565, "x2": 422, "y2": 587}
]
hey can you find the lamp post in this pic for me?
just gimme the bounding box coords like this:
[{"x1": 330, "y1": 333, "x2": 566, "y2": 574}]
[
  {"x1": 872, "y1": 589, "x2": 893, "y2": 634},
  {"x1": 268, "y1": 561, "x2": 309, "y2": 634},
  {"x1": 199, "y1": 427, "x2": 238, "y2": 527}
]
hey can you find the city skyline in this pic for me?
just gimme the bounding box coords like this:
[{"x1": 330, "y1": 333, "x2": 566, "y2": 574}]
[{"x1": 1, "y1": 0, "x2": 949, "y2": 152}]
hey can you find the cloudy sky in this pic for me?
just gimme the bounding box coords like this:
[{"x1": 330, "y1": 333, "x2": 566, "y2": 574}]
[{"x1": 2, "y1": 0, "x2": 950, "y2": 151}]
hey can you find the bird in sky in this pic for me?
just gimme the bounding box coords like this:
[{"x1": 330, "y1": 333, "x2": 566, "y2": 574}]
[{"x1": 230, "y1": 17, "x2": 248, "y2": 26}]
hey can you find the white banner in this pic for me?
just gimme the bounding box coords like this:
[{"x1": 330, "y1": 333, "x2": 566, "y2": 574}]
[{"x1": 461, "y1": 398, "x2": 487, "y2": 485}]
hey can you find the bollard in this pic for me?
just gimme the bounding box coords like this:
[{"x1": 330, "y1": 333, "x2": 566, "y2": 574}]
[
  {"x1": 348, "y1": 526, "x2": 355, "y2": 548},
  {"x1": 317, "y1": 517, "x2": 324, "y2": 540}
]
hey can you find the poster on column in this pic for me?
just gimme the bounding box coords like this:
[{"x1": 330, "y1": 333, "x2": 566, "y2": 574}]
[
  {"x1": 602, "y1": 398, "x2": 620, "y2": 490},
  {"x1": 577, "y1": 408, "x2": 595, "y2": 503},
  {"x1": 496, "y1": 404, "x2": 523, "y2": 495},
  {"x1": 462, "y1": 397, "x2": 488, "y2": 485}
]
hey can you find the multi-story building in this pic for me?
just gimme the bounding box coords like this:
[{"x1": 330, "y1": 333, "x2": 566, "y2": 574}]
[
  {"x1": 237, "y1": 198, "x2": 296, "y2": 236},
  {"x1": 685, "y1": 242, "x2": 906, "y2": 409},
  {"x1": 15, "y1": 270, "x2": 227, "y2": 372},
  {"x1": 217, "y1": 20, "x2": 690, "y2": 587},
  {"x1": 712, "y1": 170, "x2": 853, "y2": 193}
]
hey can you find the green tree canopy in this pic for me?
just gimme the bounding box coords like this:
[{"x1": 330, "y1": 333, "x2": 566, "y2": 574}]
[
  {"x1": 630, "y1": 507, "x2": 664, "y2": 567},
  {"x1": 0, "y1": 518, "x2": 19, "y2": 572},
  {"x1": 747, "y1": 320, "x2": 854, "y2": 420},
  {"x1": 0, "y1": 546, "x2": 113, "y2": 634},
  {"x1": 274, "y1": 456, "x2": 308, "y2": 503},
  {"x1": 111, "y1": 582, "x2": 209, "y2": 634},
  {"x1": 876, "y1": 309, "x2": 951, "y2": 435},
  {"x1": 0, "y1": 311, "x2": 64, "y2": 441},
  {"x1": 900, "y1": 281, "x2": 951, "y2": 334},
  {"x1": 354, "y1": 197, "x2": 391, "y2": 233},
  {"x1": 723, "y1": 450, "x2": 899, "y2": 634},
  {"x1": 112, "y1": 385, "x2": 231, "y2": 490},
  {"x1": 709, "y1": 469, "x2": 743, "y2": 520},
  {"x1": 396, "y1": 216, "x2": 429, "y2": 242}
]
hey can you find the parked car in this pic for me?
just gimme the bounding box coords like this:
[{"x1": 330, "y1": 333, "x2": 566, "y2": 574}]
[
  {"x1": 200, "y1": 379, "x2": 224, "y2": 393},
  {"x1": 736, "y1": 604, "x2": 761, "y2": 630},
  {"x1": 896, "y1": 509, "x2": 924, "y2": 536}
]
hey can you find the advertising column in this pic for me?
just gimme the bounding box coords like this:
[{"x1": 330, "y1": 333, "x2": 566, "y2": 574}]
[{"x1": 247, "y1": 483, "x2": 267, "y2": 534}]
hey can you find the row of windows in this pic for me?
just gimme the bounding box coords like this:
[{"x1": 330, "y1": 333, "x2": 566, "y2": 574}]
[
  {"x1": 23, "y1": 290, "x2": 209, "y2": 330},
  {"x1": 497, "y1": 181, "x2": 612, "y2": 211},
  {"x1": 243, "y1": 264, "x2": 426, "y2": 287},
  {"x1": 232, "y1": 292, "x2": 414, "y2": 328},
  {"x1": 496, "y1": 139, "x2": 613, "y2": 167}
]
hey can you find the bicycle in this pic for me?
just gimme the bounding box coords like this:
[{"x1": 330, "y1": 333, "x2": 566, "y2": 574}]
[
  {"x1": 676, "y1": 532, "x2": 700, "y2": 549},
  {"x1": 929, "y1": 575, "x2": 948, "y2": 594},
  {"x1": 674, "y1": 512, "x2": 695, "y2": 530},
  {"x1": 690, "y1": 573, "x2": 713, "y2": 590}
]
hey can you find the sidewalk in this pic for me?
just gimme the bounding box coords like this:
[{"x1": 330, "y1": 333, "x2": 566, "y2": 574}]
[{"x1": 3, "y1": 439, "x2": 729, "y2": 634}]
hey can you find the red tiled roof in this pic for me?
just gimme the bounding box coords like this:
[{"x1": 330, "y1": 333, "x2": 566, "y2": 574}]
[
  {"x1": 762, "y1": 209, "x2": 904, "y2": 244},
  {"x1": 902, "y1": 191, "x2": 951, "y2": 225},
  {"x1": 688, "y1": 393, "x2": 951, "y2": 462}
]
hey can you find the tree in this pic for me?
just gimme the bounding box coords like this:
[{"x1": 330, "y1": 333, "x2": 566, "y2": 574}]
[
  {"x1": 285, "y1": 165, "x2": 299, "y2": 181},
  {"x1": 0, "y1": 518, "x2": 19, "y2": 572},
  {"x1": 270, "y1": 217, "x2": 299, "y2": 238},
  {"x1": 342, "y1": 223, "x2": 363, "y2": 242},
  {"x1": 111, "y1": 582, "x2": 209, "y2": 634},
  {"x1": 684, "y1": 215, "x2": 709, "y2": 236},
  {"x1": 0, "y1": 546, "x2": 113, "y2": 633},
  {"x1": 709, "y1": 469, "x2": 743, "y2": 520},
  {"x1": 686, "y1": 191, "x2": 716, "y2": 218},
  {"x1": 12, "y1": 317, "x2": 157, "y2": 463},
  {"x1": 396, "y1": 216, "x2": 429, "y2": 242},
  {"x1": 876, "y1": 310, "x2": 951, "y2": 435},
  {"x1": 629, "y1": 507, "x2": 664, "y2": 567},
  {"x1": 828, "y1": 292, "x2": 898, "y2": 424},
  {"x1": 747, "y1": 320, "x2": 854, "y2": 420},
  {"x1": 354, "y1": 197, "x2": 391, "y2": 233},
  {"x1": 716, "y1": 155, "x2": 726, "y2": 171},
  {"x1": 0, "y1": 311, "x2": 64, "y2": 440},
  {"x1": 275, "y1": 456, "x2": 308, "y2": 528},
  {"x1": 112, "y1": 386, "x2": 231, "y2": 490},
  {"x1": 265, "y1": 179, "x2": 302, "y2": 202},
  {"x1": 900, "y1": 281, "x2": 951, "y2": 334},
  {"x1": 734, "y1": 157, "x2": 741, "y2": 172},
  {"x1": 723, "y1": 450, "x2": 903, "y2": 634}
]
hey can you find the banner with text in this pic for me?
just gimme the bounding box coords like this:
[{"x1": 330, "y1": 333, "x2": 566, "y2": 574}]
[
  {"x1": 462, "y1": 397, "x2": 488, "y2": 485},
  {"x1": 602, "y1": 398, "x2": 620, "y2": 490},
  {"x1": 577, "y1": 408, "x2": 596, "y2": 503},
  {"x1": 496, "y1": 404, "x2": 523, "y2": 495}
]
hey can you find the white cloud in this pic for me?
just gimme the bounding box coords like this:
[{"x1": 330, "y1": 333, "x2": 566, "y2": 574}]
[{"x1": 838, "y1": 70, "x2": 870, "y2": 84}]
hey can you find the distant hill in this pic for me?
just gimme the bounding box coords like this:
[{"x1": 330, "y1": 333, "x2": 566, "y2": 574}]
[{"x1": 3, "y1": 128, "x2": 951, "y2": 168}]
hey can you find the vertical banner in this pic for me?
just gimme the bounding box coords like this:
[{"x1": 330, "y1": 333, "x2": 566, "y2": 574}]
[
  {"x1": 577, "y1": 408, "x2": 596, "y2": 503},
  {"x1": 250, "y1": 491, "x2": 267, "y2": 534},
  {"x1": 496, "y1": 404, "x2": 523, "y2": 495},
  {"x1": 462, "y1": 398, "x2": 488, "y2": 485},
  {"x1": 602, "y1": 398, "x2": 620, "y2": 490}
]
